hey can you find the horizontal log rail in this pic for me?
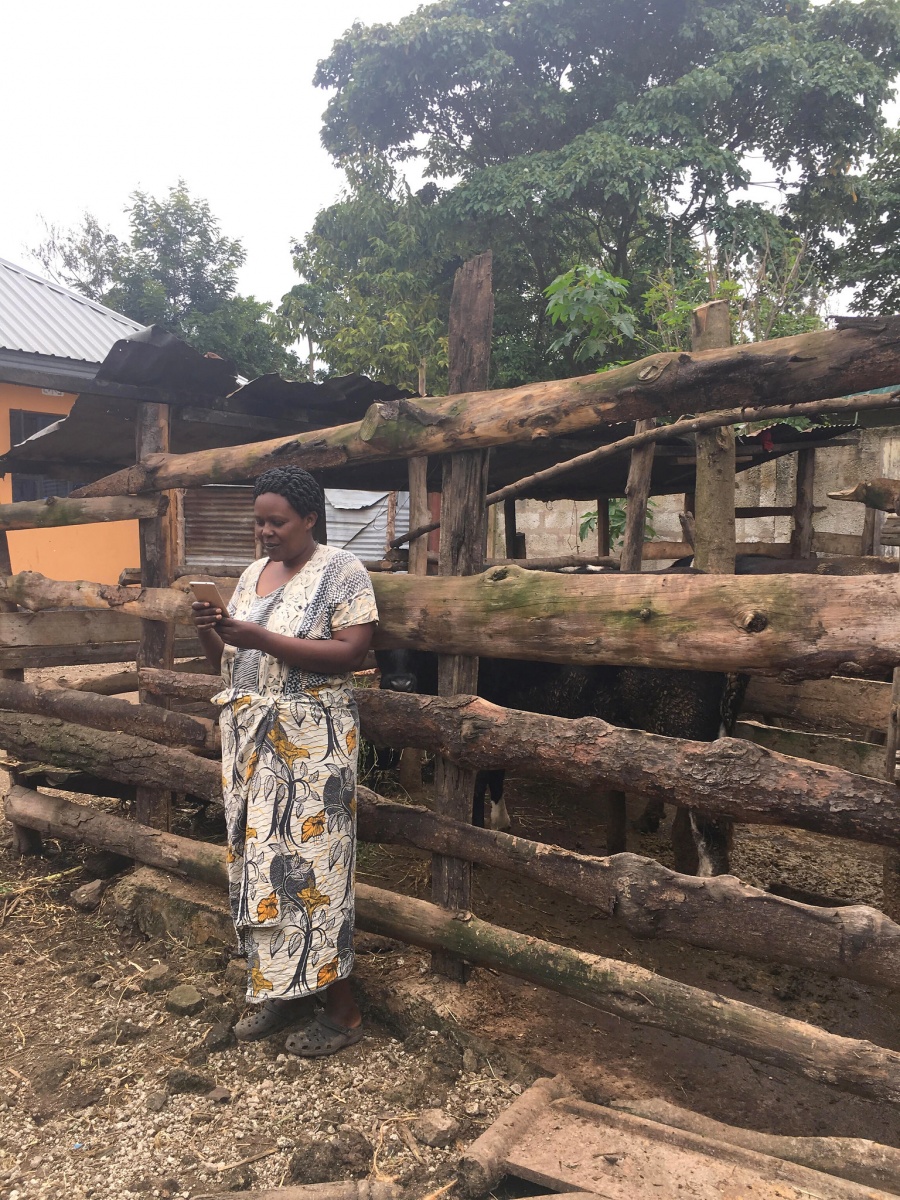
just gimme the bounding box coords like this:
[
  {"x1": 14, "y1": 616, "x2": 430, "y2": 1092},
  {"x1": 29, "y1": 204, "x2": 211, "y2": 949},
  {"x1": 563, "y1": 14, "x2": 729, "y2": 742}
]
[
  {"x1": 369, "y1": 565, "x2": 900, "y2": 678},
  {"x1": 123, "y1": 669, "x2": 894, "y2": 782},
  {"x1": 736, "y1": 720, "x2": 885, "y2": 779},
  {"x1": 352, "y1": 792, "x2": 900, "y2": 990},
  {"x1": 0, "y1": 678, "x2": 218, "y2": 754},
  {"x1": 70, "y1": 319, "x2": 900, "y2": 497},
  {"x1": 8, "y1": 785, "x2": 900, "y2": 1107},
  {"x1": 395, "y1": 389, "x2": 900, "y2": 546},
  {"x1": 0, "y1": 712, "x2": 220, "y2": 802},
  {"x1": 17, "y1": 672, "x2": 897, "y2": 849},
  {"x1": 744, "y1": 675, "x2": 891, "y2": 738},
  {"x1": 0, "y1": 493, "x2": 164, "y2": 532},
  {"x1": 355, "y1": 689, "x2": 900, "y2": 848},
  {"x1": 5, "y1": 567, "x2": 900, "y2": 678}
]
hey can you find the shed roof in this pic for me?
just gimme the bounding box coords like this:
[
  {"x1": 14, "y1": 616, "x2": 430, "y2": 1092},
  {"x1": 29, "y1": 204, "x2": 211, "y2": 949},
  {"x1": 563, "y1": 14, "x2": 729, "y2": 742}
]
[{"x1": 0, "y1": 257, "x2": 145, "y2": 364}]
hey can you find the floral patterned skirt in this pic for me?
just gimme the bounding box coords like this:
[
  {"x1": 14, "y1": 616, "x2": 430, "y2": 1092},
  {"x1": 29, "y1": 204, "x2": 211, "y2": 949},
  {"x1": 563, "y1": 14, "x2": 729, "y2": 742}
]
[{"x1": 213, "y1": 686, "x2": 359, "y2": 1003}]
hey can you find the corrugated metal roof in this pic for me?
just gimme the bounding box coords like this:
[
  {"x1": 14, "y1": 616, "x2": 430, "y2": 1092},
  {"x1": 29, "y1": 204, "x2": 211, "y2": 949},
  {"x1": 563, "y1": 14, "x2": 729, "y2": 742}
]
[{"x1": 0, "y1": 257, "x2": 145, "y2": 364}]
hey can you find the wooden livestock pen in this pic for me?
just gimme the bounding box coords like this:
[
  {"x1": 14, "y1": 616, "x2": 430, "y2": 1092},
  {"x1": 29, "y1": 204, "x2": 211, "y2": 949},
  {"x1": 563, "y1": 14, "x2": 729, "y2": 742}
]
[{"x1": 7, "y1": 259, "x2": 900, "y2": 1119}]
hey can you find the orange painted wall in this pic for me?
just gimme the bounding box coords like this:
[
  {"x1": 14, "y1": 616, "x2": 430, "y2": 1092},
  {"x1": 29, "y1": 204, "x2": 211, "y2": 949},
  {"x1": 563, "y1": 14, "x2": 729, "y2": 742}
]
[{"x1": 1, "y1": 383, "x2": 139, "y2": 584}]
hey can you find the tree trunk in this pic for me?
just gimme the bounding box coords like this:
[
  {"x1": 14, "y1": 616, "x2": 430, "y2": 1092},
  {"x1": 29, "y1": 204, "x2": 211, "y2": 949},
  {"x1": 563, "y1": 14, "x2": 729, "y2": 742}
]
[
  {"x1": 433, "y1": 250, "x2": 494, "y2": 981},
  {"x1": 612, "y1": 1097, "x2": 900, "y2": 1195},
  {"x1": 353, "y1": 790, "x2": 900, "y2": 991},
  {"x1": 10, "y1": 787, "x2": 900, "y2": 1108},
  {"x1": 0, "y1": 712, "x2": 219, "y2": 802},
  {"x1": 70, "y1": 319, "x2": 900, "y2": 497},
  {"x1": 0, "y1": 493, "x2": 163, "y2": 531},
  {"x1": 354, "y1": 689, "x2": 900, "y2": 848},
  {"x1": 0, "y1": 678, "x2": 218, "y2": 753}
]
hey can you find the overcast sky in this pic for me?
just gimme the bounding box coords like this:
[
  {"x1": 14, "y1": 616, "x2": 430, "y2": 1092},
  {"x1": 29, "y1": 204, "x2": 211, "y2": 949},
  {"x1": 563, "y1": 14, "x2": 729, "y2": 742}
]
[{"x1": 2, "y1": 0, "x2": 422, "y2": 307}]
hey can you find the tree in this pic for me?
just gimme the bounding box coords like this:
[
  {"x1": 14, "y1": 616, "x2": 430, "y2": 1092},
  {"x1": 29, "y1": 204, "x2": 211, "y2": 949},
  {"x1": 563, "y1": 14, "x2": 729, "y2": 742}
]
[
  {"x1": 838, "y1": 129, "x2": 900, "y2": 314},
  {"x1": 33, "y1": 183, "x2": 298, "y2": 379},
  {"x1": 291, "y1": 177, "x2": 450, "y2": 392},
  {"x1": 311, "y1": 0, "x2": 900, "y2": 384}
]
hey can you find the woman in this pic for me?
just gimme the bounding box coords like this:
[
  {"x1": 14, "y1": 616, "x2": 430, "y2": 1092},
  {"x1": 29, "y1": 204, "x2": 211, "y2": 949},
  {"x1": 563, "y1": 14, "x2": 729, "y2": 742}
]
[{"x1": 192, "y1": 466, "x2": 377, "y2": 1056}]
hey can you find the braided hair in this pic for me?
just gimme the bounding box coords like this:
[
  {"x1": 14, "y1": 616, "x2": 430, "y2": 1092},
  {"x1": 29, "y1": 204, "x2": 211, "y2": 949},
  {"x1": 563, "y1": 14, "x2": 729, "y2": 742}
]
[{"x1": 253, "y1": 466, "x2": 324, "y2": 521}]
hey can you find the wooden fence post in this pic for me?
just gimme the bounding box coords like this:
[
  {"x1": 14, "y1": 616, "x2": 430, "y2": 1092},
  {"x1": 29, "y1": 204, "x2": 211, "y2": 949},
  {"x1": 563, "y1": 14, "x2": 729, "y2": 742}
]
[
  {"x1": 134, "y1": 403, "x2": 177, "y2": 830},
  {"x1": 618, "y1": 422, "x2": 655, "y2": 573},
  {"x1": 398, "y1": 456, "x2": 430, "y2": 796},
  {"x1": 692, "y1": 300, "x2": 736, "y2": 574},
  {"x1": 791, "y1": 448, "x2": 817, "y2": 559},
  {"x1": 432, "y1": 250, "x2": 494, "y2": 981},
  {"x1": 883, "y1": 668, "x2": 900, "y2": 922},
  {"x1": 685, "y1": 299, "x2": 735, "y2": 873},
  {"x1": 0, "y1": 528, "x2": 40, "y2": 855}
]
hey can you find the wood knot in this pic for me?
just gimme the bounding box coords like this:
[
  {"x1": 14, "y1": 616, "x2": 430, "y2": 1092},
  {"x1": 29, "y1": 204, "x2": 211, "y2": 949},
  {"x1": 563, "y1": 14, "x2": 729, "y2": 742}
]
[
  {"x1": 487, "y1": 566, "x2": 510, "y2": 582},
  {"x1": 638, "y1": 607, "x2": 652, "y2": 621},
  {"x1": 530, "y1": 427, "x2": 551, "y2": 440},
  {"x1": 740, "y1": 610, "x2": 768, "y2": 633}
]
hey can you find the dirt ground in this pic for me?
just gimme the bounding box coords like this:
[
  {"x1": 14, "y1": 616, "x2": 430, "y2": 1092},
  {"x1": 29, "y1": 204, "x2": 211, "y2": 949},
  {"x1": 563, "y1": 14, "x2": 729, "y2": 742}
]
[{"x1": 2, "y1": 669, "x2": 900, "y2": 1198}]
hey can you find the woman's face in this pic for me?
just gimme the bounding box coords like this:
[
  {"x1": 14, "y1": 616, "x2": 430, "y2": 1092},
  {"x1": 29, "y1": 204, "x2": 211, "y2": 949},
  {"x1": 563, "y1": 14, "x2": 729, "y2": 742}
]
[{"x1": 254, "y1": 492, "x2": 318, "y2": 564}]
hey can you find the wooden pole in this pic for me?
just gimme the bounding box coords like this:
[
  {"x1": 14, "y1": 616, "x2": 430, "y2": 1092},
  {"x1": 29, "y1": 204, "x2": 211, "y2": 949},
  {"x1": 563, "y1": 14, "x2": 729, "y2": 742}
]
[
  {"x1": 384, "y1": 490, "x2": 398, "y2": 554},
  {"x1": 883, "y1": 668, "x2": 900, "y2": 922},
  {"x1": 433, "y1": 249, "x2": 494, "y2": 981},
  {"x1": 356, "y1": 887, "x2": 900, "y2": 1108},
  {"x1": 69, "y1": 321, "x2": 900, "y2": 498},
  {"x1": 791, "y1": 448, "x2": 817, "y2": 559},
  {"x1": 863, "y1": 504, "x2": 878, "y2": 555},
  {"x1": 134, "y1": 403, "x2": 177, "y2": 829},
  {"x1": 9, "y1": 788, "x2": 900, "y2": 1107},
  {"x1": 596, "y1": 500, "x2": 610, "y2": 557},
  {"x1": 398, "y1": 455, "x2": 430, "y2": 796},
  {"x1": 0, "y1": 529, "x2": 39, "y2": 855},
  {"x1": 692, "y1": 300, "x2": 736, "y2": 574},
  {"x1": 406, "y1": 458, "x2": 429, "y2": 578},
  {"x1": 618, "y1": 421, "x2": 655, "y2": 574},
  {"x1": 503, "y1": 497, "x2": 519, "y2": 560}
]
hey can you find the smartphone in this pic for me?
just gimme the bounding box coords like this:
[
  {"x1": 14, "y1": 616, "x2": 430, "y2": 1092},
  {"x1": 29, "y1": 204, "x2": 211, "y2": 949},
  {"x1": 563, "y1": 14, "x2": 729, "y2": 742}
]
[{"x1": 190, "y1": 580, "x2": 227, "y2": 612}]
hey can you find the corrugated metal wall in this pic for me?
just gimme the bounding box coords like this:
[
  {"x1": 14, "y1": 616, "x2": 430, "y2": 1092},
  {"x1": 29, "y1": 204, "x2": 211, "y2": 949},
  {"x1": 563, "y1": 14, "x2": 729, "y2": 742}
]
[{"x1": 183, "y1": 485, "x2": 410, "y2": 570}]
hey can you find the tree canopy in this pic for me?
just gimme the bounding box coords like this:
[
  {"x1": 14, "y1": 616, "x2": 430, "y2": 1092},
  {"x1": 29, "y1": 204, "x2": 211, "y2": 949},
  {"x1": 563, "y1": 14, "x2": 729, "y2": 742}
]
[
  {"x1": 301, "y1": 0, "x2": 900, "y2": 385},
  {"x1": 34, "y1": 183, "x2": 299, "y2": 380}
]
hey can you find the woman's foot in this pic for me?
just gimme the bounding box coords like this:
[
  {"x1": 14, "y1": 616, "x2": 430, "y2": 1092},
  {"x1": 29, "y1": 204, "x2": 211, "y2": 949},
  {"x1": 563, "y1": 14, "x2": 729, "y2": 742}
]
[
  {"x1": 284, "y1": 1012, "x2": 364, "y2": 1057},
  {"x1": 233, "y1": 998, "x2": 304, "y2": 1042}
]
